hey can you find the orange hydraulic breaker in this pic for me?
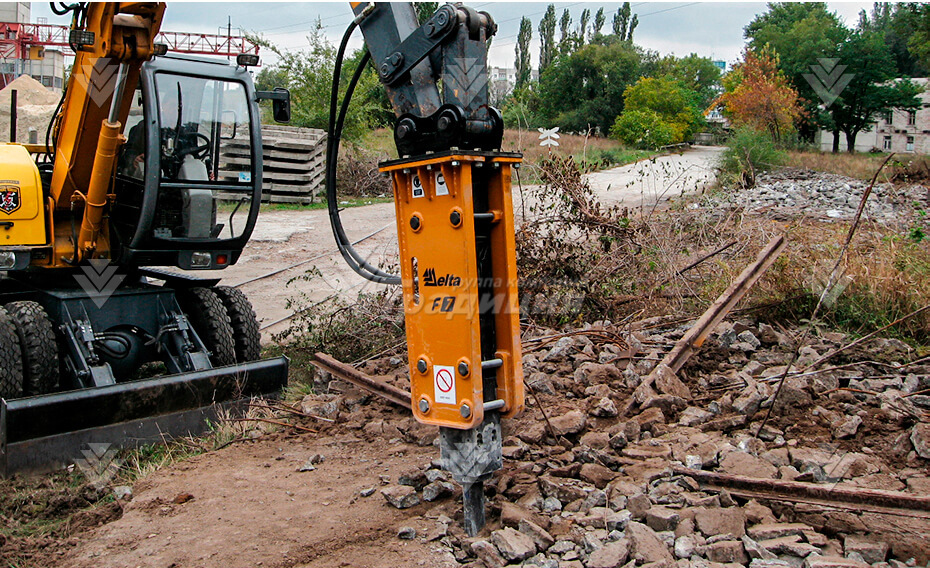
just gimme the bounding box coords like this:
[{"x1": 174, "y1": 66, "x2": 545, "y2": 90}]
[{"x1": 382, "y1": 152, "x2": 524, "y2": 429}]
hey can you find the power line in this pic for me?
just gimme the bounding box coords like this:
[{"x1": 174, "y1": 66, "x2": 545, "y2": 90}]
[{"x1": 636, "y1": 2, "x2": 700, "y2": 18}]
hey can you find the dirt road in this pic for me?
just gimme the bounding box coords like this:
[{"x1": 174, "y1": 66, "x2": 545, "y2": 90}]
[
  {"x1": 60, "y1": 429, "x2": 458, "y2": 568},
  {"x1": 206, "y1": 146, "x2": 722, "y2": 340}
]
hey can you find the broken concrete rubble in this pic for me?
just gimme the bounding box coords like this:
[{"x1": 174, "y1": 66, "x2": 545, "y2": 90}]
[{"x1": 335, "y1": 314, "x2": 929, "y2": 567}]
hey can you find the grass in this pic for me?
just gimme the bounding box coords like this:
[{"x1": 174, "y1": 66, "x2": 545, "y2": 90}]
[
  {"x1": 783, "y1": 150, "x2": 896, "y2": 181},
  {"x1": 259, "y1": 196, "x2": 393, "y2": 211},
  {"x1": 216, "y1": 196, "x2": 393, "y2": 214}
]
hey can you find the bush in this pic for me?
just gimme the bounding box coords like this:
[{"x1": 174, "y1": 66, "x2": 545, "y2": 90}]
[
  {"x1": 610, "y1": 109, "x2": 677, "y2": 149},
  {"x1": 718, "y1": 127, "x2": 784, "y2": 188}
]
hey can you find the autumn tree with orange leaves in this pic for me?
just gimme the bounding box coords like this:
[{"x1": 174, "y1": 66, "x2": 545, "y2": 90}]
[{"x1": 718, "y1": 47, "x2": 803, "y2": 142}]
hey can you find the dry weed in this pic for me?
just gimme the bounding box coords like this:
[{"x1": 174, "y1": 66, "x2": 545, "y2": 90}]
[
  {"x1": 784, "y1": 151, "x2": 895, "y2": 182},
  {"x1": 516, "y1": 156, "x2": 930, "y2": 343}
]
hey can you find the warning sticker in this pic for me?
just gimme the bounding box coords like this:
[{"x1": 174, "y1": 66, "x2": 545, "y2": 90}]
[
  {"x1": 435, "y1": 171, "x2": 449, "y2": 196},
  {"x1": 433, "y1": 365, "x2": 456, "y2": 404},
  {"x1": 412, "y1": 174, "x2": 425, "y2": 198}
]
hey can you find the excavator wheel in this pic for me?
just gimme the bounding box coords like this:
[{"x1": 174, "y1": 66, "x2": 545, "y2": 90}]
[
  {"x1": 5, "y1": 301, "x2": 60, "y2": 396},
  {"x1": 0, "y1": 306, "x2": 25, "y2": 399},
  {"x1": 176, "y1": 287, "x2": 236, "y2": 367},
  {"x1": 214, "y1": 286, "x2": 261, "y2": 363}
]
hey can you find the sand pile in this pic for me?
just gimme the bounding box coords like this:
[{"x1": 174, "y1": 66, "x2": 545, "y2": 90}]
[{"x1": 0, "y1": 75, "x2": 61, "y2": 144}]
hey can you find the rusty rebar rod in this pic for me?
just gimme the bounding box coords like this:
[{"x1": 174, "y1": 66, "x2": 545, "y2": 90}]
[
  {"x1": 673, "y1": 466, "x2": 930, "y2": 518},
  {"x1": 312, "y1": 352, "x2": 411, "y2": 408}
]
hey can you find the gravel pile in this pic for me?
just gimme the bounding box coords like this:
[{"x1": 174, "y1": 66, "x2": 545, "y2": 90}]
[
  {"x1": 0, "y1": 75, "x2": 60, "y2": 143},
  {"x1": 708, "y1": 168, "x2": 930, "y2": 225}
]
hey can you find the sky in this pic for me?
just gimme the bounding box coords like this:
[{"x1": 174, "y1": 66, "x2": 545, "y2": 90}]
[{"x1": 29, "y1": 1, "x2": 875, "y2": 70}]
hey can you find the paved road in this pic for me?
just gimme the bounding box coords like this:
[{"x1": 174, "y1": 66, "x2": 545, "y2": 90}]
[{"x1": 204, "y1": 146, "x2": 723, "y2": 339}]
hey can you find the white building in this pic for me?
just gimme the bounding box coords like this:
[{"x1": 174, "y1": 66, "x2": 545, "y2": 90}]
[{"x1": 817, "y1": 78, "x2": 930, "y2": 154}]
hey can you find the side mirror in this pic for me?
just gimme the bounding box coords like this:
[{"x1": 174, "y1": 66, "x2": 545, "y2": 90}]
[{"x1": 257, "y1": 88, "x2": 291, "y2": 123}]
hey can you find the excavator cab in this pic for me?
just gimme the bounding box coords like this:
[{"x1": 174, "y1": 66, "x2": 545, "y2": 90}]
[{"x1": 112, "y1": 55, "x2": 262, "y2": 270}]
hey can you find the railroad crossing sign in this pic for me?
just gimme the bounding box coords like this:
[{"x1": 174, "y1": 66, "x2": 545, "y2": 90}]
[{"x1": 538, "y1": 126, "x2": 560, "y2": 147}]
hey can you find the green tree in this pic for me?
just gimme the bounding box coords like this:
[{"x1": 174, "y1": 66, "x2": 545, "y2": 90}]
[
  {"x1": 250, "y1": 23, "x2": 385, "y2": 139},
  {"x1": 558, "y1": 9, "x2": 573, "y2": 55},
  {"x1": 745, "y1": 2, "x2": 848, "y2": 140},
  {"x1": 593, "y1": 7, "x2": 606, "y2": 37},
  {"x1": 535, "y1": 40, "x2": 642, "y2": 133},
  {"x1": 859, "y1": 3, "x2": 928, "y2": 76},
  {"x1": 578, "y1": 8, "x2": 590, "y2": 45},
  {"x1": 618, "y1": 77, "x2": 704, "y2": 143},
  {"x1": 613, "y1": 3, "x2": 631, "y2": 37},
  {"x1": 902, "y1": 3, "x2": 930, "y2": 72},
  {"x1": 538, "y1": 5, "x2": 557, "y2": 73},
  {"x1": 653, "y1": 53, "x2": 723, "y2": 108},
  {"x1": 515, "y1": 17, "x2": 533, "y2": 90},
  {"x1": 611, "y1": 110, "x2": 676, "y2": 148},
  {"x1": 828, "y1": 30, "x2": 923, "y2": 152}
]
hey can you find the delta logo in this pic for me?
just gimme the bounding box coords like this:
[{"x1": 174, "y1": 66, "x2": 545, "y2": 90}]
[
  {"x1": 0, "y1": 185, "x2": 21, "y2": 214},
  {"x1": 423, "y1": 267, "x2": 462, "y2": 287}
]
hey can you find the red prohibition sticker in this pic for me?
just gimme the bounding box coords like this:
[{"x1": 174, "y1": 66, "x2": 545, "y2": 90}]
[{"x1": 433, "y1": 365, "x2": 456, "y2": 404}]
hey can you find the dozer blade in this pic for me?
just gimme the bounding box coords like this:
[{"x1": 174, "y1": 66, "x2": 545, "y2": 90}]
[{"x1": 0, "y1": 357, "x2": 288, "y2": 476}]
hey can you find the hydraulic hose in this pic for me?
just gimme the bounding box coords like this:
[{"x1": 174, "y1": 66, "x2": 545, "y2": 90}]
[{"x1": 326, "y1": 21, "x2": 401, "y2": 285}]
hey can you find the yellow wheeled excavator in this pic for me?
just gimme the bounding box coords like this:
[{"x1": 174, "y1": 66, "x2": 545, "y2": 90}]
[
  {"x1": 0, "y1": 0, "x2": 524, "y2": 536},
  {"x1": 0, "y1": 2, "x2": 292, "y2": 474}
]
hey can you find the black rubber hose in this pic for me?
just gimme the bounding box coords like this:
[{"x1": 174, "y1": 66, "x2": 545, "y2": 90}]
[{"x1": 326, "y1": 22, "x2": 401, "y2": 285}]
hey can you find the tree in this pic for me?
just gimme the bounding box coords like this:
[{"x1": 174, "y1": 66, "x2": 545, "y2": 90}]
[
  {"x1": 613, "y1": 77, "x2": 704, "y2": 145},
  {"x1": 720, "y1": 47, "x2": 804, "y2": 142},
  {"x1": 558, "y1": 9, "x2": 573, "y2": 55},
  {"x1": 593, "y1": 7, "x2": 606, "y2": 37},
  {"x1": 653, "y1": 53, "x2": 723, "y2": 108},
  {"x1": 578, "y1": 8, "x2": 590, "y2": 45},
  {"x1": 859, "y1": 3, "x2": 928, "y2": 77},
  {"x1": 250, "y1": 23, "x2": 386, "y2": 139},
  {"x1": 902, "y1": 4, "x2": 930, "y2": 72},
  {"x1": 827, "y1": 29, "x2": 923, "y2": 152},
  {"x1": 538, "y1": 5, "x2": 557, "y2": 73},
  {"x1": 613, "y1": 3, "x2": 631, "y2": 38},
  {"x1": 745, "y1": 3, "x2": 848, "y2": 140},
  {"x1": 515, "y1": 17, "x2": 533, "y2": 90},
  {"x1": 628, "y1": 14, "x2": 639, "y2": 41},
  {"x1": 611, "y1": 110, "x2": 676, "y2": 148},
  {"x1": 535, "y1": 40, "x2": 642, "y2": 133}
]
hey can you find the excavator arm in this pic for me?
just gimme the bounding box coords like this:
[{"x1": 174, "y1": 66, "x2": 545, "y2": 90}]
[
  {"x1": 337, "y1": 2, "x2": 523, "y2": 535},
  {"x1": 48, "y1": 2, "x2": 166, "y2": 264}
]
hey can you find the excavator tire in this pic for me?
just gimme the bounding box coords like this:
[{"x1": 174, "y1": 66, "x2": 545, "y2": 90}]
[
  {"x1": 5, "y1": 301, "x2": 60, "y2": 395},
  {"x1": 214, "y1": 286, "x2": 261, "y2": 363},
  {"x1": 0, "y1": 306, "x2": 25, "y2": 399},
  {"x1": 177, "y1": 287, "x2": 236, "y2": 367}
]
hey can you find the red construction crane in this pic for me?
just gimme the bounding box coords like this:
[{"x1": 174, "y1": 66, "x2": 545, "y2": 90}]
[{"x1": 0, "y1": 21, "x2": 260, "y2": 87}]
